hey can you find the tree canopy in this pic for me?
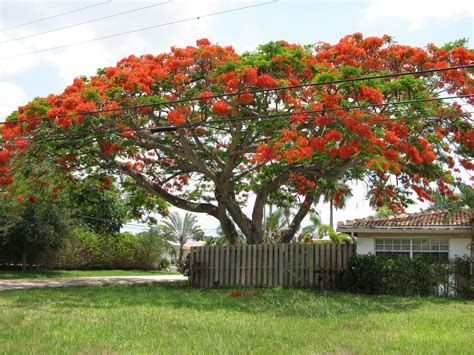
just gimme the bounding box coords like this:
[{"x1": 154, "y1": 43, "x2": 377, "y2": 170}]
[{"x1": 1, "y1": 34, "x2": 473, "y2": 244}]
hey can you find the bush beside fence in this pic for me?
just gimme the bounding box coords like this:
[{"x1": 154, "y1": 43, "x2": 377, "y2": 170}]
[
  {"x1": 189, "y1": 243, "x2": 356, "y2": 288},
  {"x1": 343, "y1": 254, "x2": 472, "y2": 298}
]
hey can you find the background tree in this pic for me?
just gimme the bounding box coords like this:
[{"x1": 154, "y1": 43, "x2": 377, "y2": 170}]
[
  {"x1": 300, "y1": 211, "x2": 322, "y2": 237},
  {"x1": 316, "y1": 180, "x2": 353, "y2": 228},
  {"x1": 1, "y1": 34, "x2": 473, "y2": 245},
  {"x1": 136, "y1": 226, "x2": 175, "y2": 269},
  {"x1": 67, "y1": 177, "x2": 128, "y2": 234},
  {"x1": 0, "y1": 198, "x2": 69, "y2": 270},
  {"x1": 317, "y1": 224, "x2": 352, "y2": 244},
  {"x1": 263, "y1": 208, "x2": 288, "y2": 243},
  {"x1": 159, "y1": 212, "x2": 203, "y2": 260},
  {"x1": 430, "y1": 182, "x2": 474, "y2": 276},
  {"x1": 299, "y1": 211, "x2": 352, "y2": 243},
  {"x1": 375, "y1": 204, "x2": 397, "y2": 217}
]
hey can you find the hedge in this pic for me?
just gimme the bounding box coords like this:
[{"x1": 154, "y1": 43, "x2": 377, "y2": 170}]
[
  {"x1": 343, "y1": 254, "x2": 471, "y2": 298},
  {"x1": 31, "y1": 228, "x2": 172, "y2": 270}
]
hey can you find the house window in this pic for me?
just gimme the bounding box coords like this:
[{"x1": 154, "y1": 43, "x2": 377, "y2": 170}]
[
  {"x1": 375, "y1": 238, "x2": 449, "y2": 261},
  {"x1": 412, "y1": 239, "x2": 449, "y2": 261},
  {"x1": 375, "y1": 239, "x2": 410, "y2": 258}
]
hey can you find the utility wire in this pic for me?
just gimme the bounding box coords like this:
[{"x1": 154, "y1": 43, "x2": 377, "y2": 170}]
[
  {"x1": 0, "y1": 1, "x2": 172, "y2": 44},
  {"x1": 149, "y1": 94, "x2": 474, "y2": 133},
  {"x1": 1, "y1": 95, "x2": 472, "y2": 145},
  {"x1": 79, "y1": 215, "x2": 152, "y2": 229},
  {"x1": 1, "y1": 64, "x2": 472, "y2": 126},
  {"x1": 0, "y1": 0, "x2": 112, "y2": 32},
  {"x1": 0, "y1": 0, "x2": 278, "y2": 59},
  {"x1": 2, "y1": 111, "x2": 470, "y2": 149},
  {"x1": 1, "y1": 97, "x2": 471, "y2": 146},
  {"x1": 79, "y1": 214, "x2": 218, "y2": 231}
]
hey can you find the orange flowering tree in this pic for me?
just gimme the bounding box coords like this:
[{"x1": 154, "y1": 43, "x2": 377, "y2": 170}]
[{"x1": 1, "y1": 34, "x2": 473, "y2": 244}]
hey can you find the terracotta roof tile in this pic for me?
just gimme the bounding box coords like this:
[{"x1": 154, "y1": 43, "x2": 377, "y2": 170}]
[{"x1": 338, "y1": 209, "x2": 472, "y2": 229}]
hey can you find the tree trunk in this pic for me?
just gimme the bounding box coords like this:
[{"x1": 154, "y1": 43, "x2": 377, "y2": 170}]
[
  {"x1": 249, "y1": 227, "x2": 263, "y2": 244},
  {"x1": 178, "y1": 244, "x2": 184, "y2": 262},
  {"x1": 217, "y1": 204, "x2": 240, "y2": 245},
  {"x1": 21, "y1": 249, "x2": 27, "y2": 271},
  {"x1": 280, "y1": 193, "x2": 316, "y2": 243},
  {"x1": 329, "y1": 199, "x2": 334, "y2": 228},
  {"x1": 215, "y1": 187, "x2": 259, "y2": 244}
]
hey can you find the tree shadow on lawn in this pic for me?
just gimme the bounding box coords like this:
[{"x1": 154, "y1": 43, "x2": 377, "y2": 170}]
[{"x1": 2, "y1": 282, "x2": 471, "y2": 320}]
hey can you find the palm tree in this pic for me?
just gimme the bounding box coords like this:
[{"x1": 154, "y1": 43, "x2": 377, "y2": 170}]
[
  {"x1": 317, "y1": 224, "x2": 352, "y2": 244},
  {"x1": 205, "y1": 226, "x2": 246, "y2": 246},
  {"x1": 300, "y1": 211, "x2": 351, "y2": 243},
  {"x1": 159, "y1": 212, "x2": 203, "y2": 261},
  {"x1": 317, "y1": 180, "x2": 353, "y2": 228},
  {"x1": 263, "y1": 208, "x2": 288, "y2": 243},
  {"x1": 301, "y1": 212, "x2": 321, "y2": 236}
]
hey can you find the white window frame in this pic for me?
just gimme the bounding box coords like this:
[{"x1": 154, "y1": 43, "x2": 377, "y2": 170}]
[{"x1": 374, "y1": 237, "x2": 449, "y2": 260}]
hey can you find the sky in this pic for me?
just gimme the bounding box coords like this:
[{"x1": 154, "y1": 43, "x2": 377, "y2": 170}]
[{"x1": 0, "y1": 0, "x2": 473, "y2": 233}]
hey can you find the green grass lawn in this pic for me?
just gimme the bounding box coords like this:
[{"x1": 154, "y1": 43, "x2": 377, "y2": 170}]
[
  {"x1": 0, "y1": 269, "x2": 177, "y2": 279},
  {"x1": 0, "y1": 283, "x2": 472, "y2": 353}
]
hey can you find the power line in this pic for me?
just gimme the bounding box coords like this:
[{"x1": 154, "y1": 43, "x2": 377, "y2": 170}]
[
  {"x1": 0, "y1": 0, "x2": 112, "y2": 32},
  {"x1": 1, "y1": 64, "x2": 472, "y2": 126},
  {"x1": 149, "y1": 94, "x2": 473, "y2": 133},
  {"x1": 1, "y1": 95, "x2": 472, "y2": 145},
  {"x1": 0, "y1": 0, "x2": 278, "y2": 59},
  {"x1": 79, "y1": 214, "x2": 218, "y2": 231},
  {"x1": 79, "y1": 215, "x2": 151, "y2": 229},
  {"x1": 0, "y1": 1, "x2": 172, "y2": 44},
  {"x1": 2, "y1": 97, "x2": 471, "y2": 147}
]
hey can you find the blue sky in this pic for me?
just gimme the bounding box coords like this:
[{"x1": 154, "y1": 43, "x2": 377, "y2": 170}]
[{"x1": 0, "y1": 0, "x2": 472, "y2": 231}]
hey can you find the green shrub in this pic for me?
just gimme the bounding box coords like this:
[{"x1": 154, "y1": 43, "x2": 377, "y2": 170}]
[
  {"x1": 158, "y1": 259, "x2": 171, "y2": 271},
  {"x1": 344, "y1": 254, "x2": 470, "y2": 297},
  {"x1": 36, "y1": 228, "x2": 167, "y2": 270},
  {"x1": 451, "y1": 256, "x2": 472, "y2": 299}
]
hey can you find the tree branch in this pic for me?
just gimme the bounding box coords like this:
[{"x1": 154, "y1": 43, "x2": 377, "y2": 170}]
[
  {"x1": 111, "y1": 160, "x2": 219, "y2": 217},
  {"x1": 280, "y1": 192, "x2": 317, "y2": 243}
]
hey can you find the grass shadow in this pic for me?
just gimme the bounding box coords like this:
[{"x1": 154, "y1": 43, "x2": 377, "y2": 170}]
[{"x1": 2, "y1": 282, "x2": 471, "y2": 320}]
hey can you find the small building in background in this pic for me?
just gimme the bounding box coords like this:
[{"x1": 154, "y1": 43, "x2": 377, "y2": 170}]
[
  {"x1": 337, "y1": 209, "x2": 471, "y2": 261},
  {"x1": 182, "y1": 240, "x2": 206, "y2": 261}
]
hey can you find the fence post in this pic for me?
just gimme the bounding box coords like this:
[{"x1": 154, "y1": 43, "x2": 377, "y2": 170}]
[
  {"x1": 268, "y1": 245, "x2": 276, "y2": 287},
  {"x1": 197, "y1": 247, "x2": 203, "y2": 287},
  {"x1": 309, "y1": 244, "x2": 314, "y2": 287},
  {"x1": 278, "y1": 244, "x2": 284, "y2": 286},
  {"x1": 189, "y1": 246, "x2": 195, "y2": 286},
  {"x1": 235, "y1": 245, "x2": 241, "y2": 285}
]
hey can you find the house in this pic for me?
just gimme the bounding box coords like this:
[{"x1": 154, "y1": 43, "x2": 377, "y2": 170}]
[
  {"x1": 182, "y1": 240, "x2": 206, "y2": 260},
  {"x1": 337, "y1": 209, "x2": 472, "y2": 261},
  {"x1": 165, "y1": 240, "x2": 206, "y2": 261}
]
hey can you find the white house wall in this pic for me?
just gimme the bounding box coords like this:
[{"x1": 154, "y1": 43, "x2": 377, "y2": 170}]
[
  {"x1": 449, "y1": 238, "x2": 471, "y2": 258},
  {"x1": 356, "y1": 237, "x2": 375, "y2": 255}
]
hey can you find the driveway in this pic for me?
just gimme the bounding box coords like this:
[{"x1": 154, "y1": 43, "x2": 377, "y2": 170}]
[{"x1": 0, "y1": 274, "x2": 187, "y2": 291}]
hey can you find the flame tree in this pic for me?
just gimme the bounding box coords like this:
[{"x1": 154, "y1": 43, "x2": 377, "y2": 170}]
[{"x1": 1, "y1": 34, "x2": 473, "y2": 244}]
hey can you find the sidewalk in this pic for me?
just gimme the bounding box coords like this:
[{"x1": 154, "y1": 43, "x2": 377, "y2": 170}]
[{"x1": 0, "y1": 274, "x2": 187, "y2": 291}]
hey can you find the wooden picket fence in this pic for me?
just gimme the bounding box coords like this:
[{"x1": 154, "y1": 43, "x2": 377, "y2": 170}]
[{"x1": 189, "y1": 243, "x2": 356, "y2": 289}]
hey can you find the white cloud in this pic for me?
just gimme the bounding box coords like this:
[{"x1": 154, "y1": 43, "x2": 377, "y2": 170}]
[
  {"x1": 0, "y1": 0, "x2": 216, "y2": 84},
  {"x1": 0, "y1": 22, "x2": 154, "y2": 83},
  {"x1": 45, "y1": 33, "x2": 154, "y2": 83},
  {"x1": 0, "y1": 81, "x2": 27, "y2": 119},
  {"x1": 365, "y1": 0, "x2": 474, "y2": 29}
]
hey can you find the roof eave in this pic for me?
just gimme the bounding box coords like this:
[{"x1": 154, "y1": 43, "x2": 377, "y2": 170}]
[{"x1": 337, "y1": 226, "x2": 471, "y2": 234}]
